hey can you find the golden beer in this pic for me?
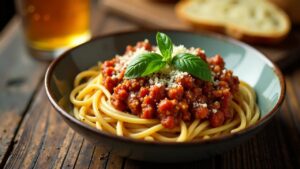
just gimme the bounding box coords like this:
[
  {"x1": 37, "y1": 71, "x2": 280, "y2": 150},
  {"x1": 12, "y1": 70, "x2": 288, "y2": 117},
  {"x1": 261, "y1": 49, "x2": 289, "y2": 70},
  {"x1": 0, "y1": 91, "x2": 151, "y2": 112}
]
[{"x1": 17, "y1": 0, "x2": 91, "y2": 59}]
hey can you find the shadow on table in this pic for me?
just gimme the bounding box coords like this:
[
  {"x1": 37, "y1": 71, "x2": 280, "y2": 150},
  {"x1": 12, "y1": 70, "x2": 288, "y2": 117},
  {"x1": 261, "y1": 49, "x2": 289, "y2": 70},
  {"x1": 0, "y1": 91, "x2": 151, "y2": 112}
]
[
  {"x1": 125, "y1": 156, "x2": 219, "y2": 169},
  {"x1": 277, "y1": 46, "x2": 300, "y2": 74},
  {"x1": 259, "y1": 26, "x2": 300, "y2": 74}
]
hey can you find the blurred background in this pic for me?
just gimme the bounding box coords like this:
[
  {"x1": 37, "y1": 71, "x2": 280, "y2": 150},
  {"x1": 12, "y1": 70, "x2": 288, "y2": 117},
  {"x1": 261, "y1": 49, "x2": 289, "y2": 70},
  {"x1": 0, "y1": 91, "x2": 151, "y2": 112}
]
[
  {"x1": 0, "y1": 0, "x2": 299, "y2": 68},
  {"x1": 0, "y1": 0, "x2": 15, "y2": 31}
]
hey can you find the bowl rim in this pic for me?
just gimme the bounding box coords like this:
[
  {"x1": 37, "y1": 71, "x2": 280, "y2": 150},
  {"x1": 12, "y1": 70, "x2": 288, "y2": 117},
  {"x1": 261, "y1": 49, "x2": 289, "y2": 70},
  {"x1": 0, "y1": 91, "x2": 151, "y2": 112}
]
[{"x1": 45, "y1": 29, "x2": 286, "y2": 146}]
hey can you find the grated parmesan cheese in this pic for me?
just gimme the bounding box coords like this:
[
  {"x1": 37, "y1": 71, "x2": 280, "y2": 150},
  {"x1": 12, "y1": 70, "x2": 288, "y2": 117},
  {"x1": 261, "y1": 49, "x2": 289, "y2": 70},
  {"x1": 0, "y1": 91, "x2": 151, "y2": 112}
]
[
  {"x1": 154, "y1": 44, "x2": 199, "y2": 58},
  {"x1": 193, "y1": 102, "x2": 207, "y2": 108},
  {"x1": 173, "y1": 45, "x2": 198, "y2": 56},
  {"x1": 148, "y1": 69, "x2": 189, "y2": 89},
  {"x1": 173, "y1": 45, "x2": 188, "y2": 56},
  {"x1": 201, "y1": 103, "x2": 208, "y2": 108},
  {"x1": 113, "y1": 41, "x2": 215, "y2": 89},
  {"x1": 130, "y1": 93, "x2": 136, "y2": 98}
]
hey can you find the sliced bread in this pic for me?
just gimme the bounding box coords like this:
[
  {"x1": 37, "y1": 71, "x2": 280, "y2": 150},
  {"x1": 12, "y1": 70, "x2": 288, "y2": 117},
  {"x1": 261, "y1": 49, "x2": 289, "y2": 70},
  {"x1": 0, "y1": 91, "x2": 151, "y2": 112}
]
[{"x1": 175, "y1": 0, "x2": 291, "y2": 44}]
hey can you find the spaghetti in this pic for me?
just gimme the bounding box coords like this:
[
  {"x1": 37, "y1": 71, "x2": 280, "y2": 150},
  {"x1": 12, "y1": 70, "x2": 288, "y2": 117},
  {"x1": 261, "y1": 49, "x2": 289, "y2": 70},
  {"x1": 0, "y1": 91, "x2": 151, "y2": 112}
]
[{"x1": 70, "y1": 63, "x2": 260, "y2": 142}]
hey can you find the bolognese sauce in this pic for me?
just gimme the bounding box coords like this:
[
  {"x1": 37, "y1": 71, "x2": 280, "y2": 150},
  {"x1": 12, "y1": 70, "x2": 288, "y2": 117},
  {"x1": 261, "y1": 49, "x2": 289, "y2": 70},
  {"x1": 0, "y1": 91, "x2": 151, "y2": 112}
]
[{"x1": 101, "y1": 40, "x2": 239, "y2": 129}]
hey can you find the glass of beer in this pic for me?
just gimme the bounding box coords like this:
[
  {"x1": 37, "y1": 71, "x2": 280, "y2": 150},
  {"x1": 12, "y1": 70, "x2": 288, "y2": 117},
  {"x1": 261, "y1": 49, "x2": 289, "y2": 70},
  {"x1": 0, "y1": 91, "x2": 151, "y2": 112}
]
[{"x1": 16, "y1": 0, "x2": 91, "y2": 60}]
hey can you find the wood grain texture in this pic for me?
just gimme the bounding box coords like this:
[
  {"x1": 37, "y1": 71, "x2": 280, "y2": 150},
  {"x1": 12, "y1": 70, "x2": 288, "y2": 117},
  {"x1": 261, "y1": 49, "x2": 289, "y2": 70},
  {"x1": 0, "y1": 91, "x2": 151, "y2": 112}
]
[
  {"x1": 102, "y1": 0, "x2": 189, "y2": 30},
  {"x1": 88, "y1": 147, "x2": 110, "y2": 169},
  {"x1": 0, "y1": 17, "x2": 48, "y2": 168},
  {"x1": 91, "y1": 2, "x2": 139, "y2": 37},
  {"x1": 124, "y1": 158, "x2": 216, "y2": 169}
]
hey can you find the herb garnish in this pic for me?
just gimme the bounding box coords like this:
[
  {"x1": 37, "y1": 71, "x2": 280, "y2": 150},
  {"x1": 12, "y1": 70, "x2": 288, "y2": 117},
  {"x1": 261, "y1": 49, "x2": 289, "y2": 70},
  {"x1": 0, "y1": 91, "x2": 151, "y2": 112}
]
[{"x1": 124, "y1": 32, "x2": 212, "y2": 81}]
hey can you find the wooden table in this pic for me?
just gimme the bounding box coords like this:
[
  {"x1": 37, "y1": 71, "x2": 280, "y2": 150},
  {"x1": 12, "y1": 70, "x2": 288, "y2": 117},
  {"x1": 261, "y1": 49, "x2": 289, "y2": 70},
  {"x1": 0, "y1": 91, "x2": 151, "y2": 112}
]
[{"x1": 1, "y1": 2, "x2": 300, "y2": 169}]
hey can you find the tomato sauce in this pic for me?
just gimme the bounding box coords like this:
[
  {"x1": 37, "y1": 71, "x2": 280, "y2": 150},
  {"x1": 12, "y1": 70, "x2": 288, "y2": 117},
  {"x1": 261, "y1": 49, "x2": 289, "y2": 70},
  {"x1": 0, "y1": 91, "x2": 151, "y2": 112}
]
[{"x1": 101, "y1": 41, "x2": 239, "y2": 129}]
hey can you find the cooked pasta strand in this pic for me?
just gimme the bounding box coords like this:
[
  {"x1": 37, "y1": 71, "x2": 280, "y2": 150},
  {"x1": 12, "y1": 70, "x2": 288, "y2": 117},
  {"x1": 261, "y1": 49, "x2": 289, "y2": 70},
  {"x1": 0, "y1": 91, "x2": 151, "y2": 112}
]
[{"x1": 70, "y1": 67, "x2": 260, "y2": 142}]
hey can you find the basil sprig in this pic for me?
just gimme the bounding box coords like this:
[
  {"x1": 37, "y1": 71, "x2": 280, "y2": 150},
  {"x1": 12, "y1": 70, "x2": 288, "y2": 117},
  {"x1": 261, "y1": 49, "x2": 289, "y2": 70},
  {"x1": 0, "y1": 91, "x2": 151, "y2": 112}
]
[
  {"x1": 172, "y1": 53, "x2": 211, "y2": 81},
  {"x1": 156, "y1": 32, "x2": 173, "y2": 63},
  {"x1": 124, "y1": 32, "x2": 212, "y2": 81},
  {"x1": 124, "y1": 53, "x2": 166, "y2": 78}
]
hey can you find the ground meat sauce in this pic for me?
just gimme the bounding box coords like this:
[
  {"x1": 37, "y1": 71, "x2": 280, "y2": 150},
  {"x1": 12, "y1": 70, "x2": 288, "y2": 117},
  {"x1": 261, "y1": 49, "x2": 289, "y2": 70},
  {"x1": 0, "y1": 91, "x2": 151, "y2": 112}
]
[{"x1": 101, "y1": 41, "x2": 239, "y2": 129}]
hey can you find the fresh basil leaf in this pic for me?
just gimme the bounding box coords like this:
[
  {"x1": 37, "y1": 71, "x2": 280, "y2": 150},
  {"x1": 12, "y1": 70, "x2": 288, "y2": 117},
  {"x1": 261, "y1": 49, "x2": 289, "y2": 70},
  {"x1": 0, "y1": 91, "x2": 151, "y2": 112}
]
[
  {"x1": 125, "y1": 53, "x2": 164, "y2": 79},
  {"x1": 172, "y1": 53, "x2": 212, "y2": 81},
  {"x1": 142, "y1": 59, "x2": 166, "y2": 77},
  {"x1": 156, "y1": 32, "x2": 173, "y2": 61}
]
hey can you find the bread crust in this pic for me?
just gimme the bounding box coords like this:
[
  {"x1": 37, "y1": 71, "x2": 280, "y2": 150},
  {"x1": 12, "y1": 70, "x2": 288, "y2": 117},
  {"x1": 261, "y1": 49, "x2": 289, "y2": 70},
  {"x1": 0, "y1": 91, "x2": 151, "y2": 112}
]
[{"x1": 175, "y1": 0, "x2": 291, "y2": 44}]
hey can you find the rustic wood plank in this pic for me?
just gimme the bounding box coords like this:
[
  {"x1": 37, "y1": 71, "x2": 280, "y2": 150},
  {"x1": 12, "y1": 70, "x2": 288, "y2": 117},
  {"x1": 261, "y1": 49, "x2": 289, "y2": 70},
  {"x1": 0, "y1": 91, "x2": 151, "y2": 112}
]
[
  {"x1": 275, "y1": 102, "x2": 299, "y2": 169},
  {"x1": 18, "y1": 97, "x2": 51, "y2": 169},
  {"x1": 102, "y1": 0, "x2": 189, "y2": 30},
  {"x1": 288, "y1": 71, "x2": 300, "y2": 132},
  {"x1": 74, "y1": 140, "x2": 95, "y2": 169},
  {"x1": 221, "y1": 118, "x2": 294, "y2": 169},
  {"x1": 90, "y1": 0, "x2": 139, "y2": 37},
  {"x1": 3, "y1": 86, "x2": 49, "y2": 169},
  {"x1": 106, "y1": 154, "x2": 124, "y2": 169},
  {"x1": 88, "y1": 147, "x2": 110, "y2": 169},
  {"x1": 124, "y1": 158, "x2": 216, "y2": 169},
  {"x1": 32, "y1": 105, "x2": 75, "y2": 169},
  {"x1": 3, "y1": 87, "x2": 75, "y2": 169},
  {"x1": 277, "y1": 77, "x2": 300, "y2": 168},
  {"x1": 93, "y1": 12, "x2": 139, "y2": 37},
  {"x1": 52, "y1": 129, "x2": 75, "y2": 169},
  {"x1": 61, "y1": 134, "x2": 84, "y2": 169},
  {"x1": 90, "y1": 1, "x2": 107, "y2": 36},
  {"x1": 0, "y1": 17, "x2": 48, "y2": 168}
]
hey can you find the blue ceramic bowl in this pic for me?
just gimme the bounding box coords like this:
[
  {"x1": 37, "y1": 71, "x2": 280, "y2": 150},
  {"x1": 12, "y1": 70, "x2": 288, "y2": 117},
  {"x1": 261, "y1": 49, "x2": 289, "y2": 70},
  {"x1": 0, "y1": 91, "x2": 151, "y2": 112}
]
[{"x1": 45, "y1": 30, "x2": 285, "y2": 162}]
